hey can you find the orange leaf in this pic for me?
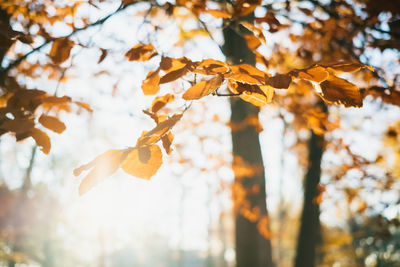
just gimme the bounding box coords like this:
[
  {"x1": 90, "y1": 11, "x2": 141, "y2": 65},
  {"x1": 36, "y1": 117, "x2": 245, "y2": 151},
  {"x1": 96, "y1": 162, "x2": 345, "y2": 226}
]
[
  {"x1": 228, "y1": 81, "x2": 273, "y2": 106},
  {"x1": 193, "y1": 59, "x2": 229, "y2": 75},
  {"x1": 182, "y1": 75, "x2": 223, "y2": 100},
  {"x1": 121, "y1": 145, "x2": 163, "y2": 180},
  {"x1": 151, "y1": 94, "x2": 175, "y2": 113},
  {"x1": 125, "y1": 44, "x2": 157, "y2": 61},
  {"x1": 320, "y1": 75, "x2": 363, "y2": 107},
  {"x1": 29, "y1": 128, "x2": 51, "y2": 154},
  {"x1": 38, "y1": 115, "x2": 66, "y2": 134},
  {"x1": 244, "y1": 34, "x2": 262, "y2": 50},
  {"x1": 291, "y1": 66, "x2": 329, "y2": 83},
  {"x1": 137, "y1": 114, "x2": 183, "y2": 146},
  {"x1": 234, "y1": 0, "x2": 261, "y2": 17},
  {"x1": 75, "y1": 149, "x2": 127, "y2": 195},
  {"x1": 204, "y1": 9, "x2": 232, "y2": 19},
  {"x1": 142, "y1": 69, "x2": 161, "y2": 95},
  {"x1": 49, "y1": 38, "x2": 74, "y2": 64}
]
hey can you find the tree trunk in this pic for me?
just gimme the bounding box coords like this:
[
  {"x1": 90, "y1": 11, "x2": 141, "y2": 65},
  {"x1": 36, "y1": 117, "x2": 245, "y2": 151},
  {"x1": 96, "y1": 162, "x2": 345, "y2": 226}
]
[
  {"x1": 223, "y1": 21, "x2": 274, "y2": 267},
  {"x1": 294, "y1": 102, "x2": 327, "y2": 267}
]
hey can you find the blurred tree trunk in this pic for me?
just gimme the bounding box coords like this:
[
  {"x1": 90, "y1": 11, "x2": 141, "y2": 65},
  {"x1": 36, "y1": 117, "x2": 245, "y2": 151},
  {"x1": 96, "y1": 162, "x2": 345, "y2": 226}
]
[
  {"x1": 223, "y1": 21, "x2": 274, "y2": 267},
  {"x1": 294, "y1": 102, "x2": 327, "y2": 267}
]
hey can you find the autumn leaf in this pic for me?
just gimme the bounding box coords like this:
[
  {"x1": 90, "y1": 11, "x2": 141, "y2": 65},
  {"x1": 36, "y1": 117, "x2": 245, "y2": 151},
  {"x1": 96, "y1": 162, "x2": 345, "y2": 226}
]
[
  {"x1": 324, "y1": 61, "x2": 374, "y2": 74},
  {"x1": 137, "y1": 114, "x2": 183, "y2": 146},
  {"x1": 204, "y1": 9, "x2": 232, "y2": 19},
  {"x1": 151, "y1": 94, "x2": 175, "y2": 113},
  {"x1": 244, "y1": 34, "x2": 262, "y2": 50},
  {"x1": 193, "y1": 59, "x2": 229, "y2": 75},
  {"x1": 159, "y1": 66, "x2": 190, "y2": 84},
  {"x1": 226, "y1": 64, "x2": 267, "y2": 85},
  {"x1": 98, "y1": 48, "x2": 108, "y2": 64},
  {"x1": 320, "y1": 75, "x2": 363, "y2": 107},
  {"x1": 228, "y1": 81, "x2": 274, "y2": 106},
  {"x1": 29, "y1": 128, "x2": 51, "y2": 154},
  {"x1": 266, "y1": 74, "x2": 292, "y2": 89},
  {"x1": 121, "y1": 145, "x2": 163, "y2": 180},
  {"x1": 142, "y1": 69, "x2": 161, "y2": 95},
  {"x1": 74, "y1": 149, "x2": 127, "y2": 195},
  {"x1": 0, "y1": 118, "x2": 34, "y2": 134},
  {"x1": 38, "y1": 115, "x2": 66, "y2": 134},
  {"x1": 182, "y1": 75, "x2": 223, "y2": 100},
  {"x1": 125, "y1": 44, "x2": 158, "y2": 61},
  {"x1": 290, "y1": 65, "x2": 329, "y2": 83},
  {"x1": 161, "y1": 132, "x2": 174, "y2": 155},
  {"x1": 49, "y1": 38, "x2": 75, "y2": 64},
  {"x1": 234, "y1": 0, "x2": 262, "y2": 17}
]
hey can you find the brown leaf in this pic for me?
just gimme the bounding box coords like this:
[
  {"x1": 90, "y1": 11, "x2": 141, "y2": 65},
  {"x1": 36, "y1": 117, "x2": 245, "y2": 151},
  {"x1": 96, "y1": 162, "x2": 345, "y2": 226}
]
[
  {"x1": 320, "y1": 75, "x2": 363, "y2": 107},
  {"x1": 125, "y1": 44, "x2": 157, "y2": 61},
  {"x1": 324, "y1": 61, "x2": 374, "y2": 74},
  {"x1": 0, "y1": 119, "x2": 34, "y2": 134},
  {"x1": 182, "y1": 75, "x2": 223, "y2": 100},
  {"x1": 159, "y1": 66, "x2": 189, "y2": 84},
  {"x1": 226, "y1": 64, "x2": 267, "y2": 85},
  {"x1": 234, "y1": 0, "x2": 262, "y2": 17},
  {"x1": 161, "y1": 132, "x2": 174, "y2": 155},
  {"x1": 98, "y1": 48, "x2": 108, "y2": 64},
  {"x1": 29, "y1": 128, "x2": 51, "y2": 154},
  {"x1": 49, "y1": 38, "x2": 75, "y2": 64},
  {"x1": 75, "y1": 149, "x2": 127, "y2": 195},
  {"x1": 266, "y1": 74, "x2": 292, "y2": 89},
  {"x1": 39, "y1": 115, "x2": 66, "y2": 134},
  {"x1": 121, "y1": 145, "x2": 163, "y2": 180},
  {"x1": 151, "y1": 94, "x2": 175, "y2": 113},
  {"x1": 142, "y1": 69, "x2": 161, "y2": 95}
]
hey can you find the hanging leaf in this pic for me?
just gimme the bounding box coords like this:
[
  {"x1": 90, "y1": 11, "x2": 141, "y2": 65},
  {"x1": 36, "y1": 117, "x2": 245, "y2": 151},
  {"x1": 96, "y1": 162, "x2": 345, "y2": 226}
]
[
  {"x1": 125, "y1": 44, "x2": 158, "y2": 61},
  {"x1": 228, "y1": 81, "x2": 273, "y2": 106},
  {"x1": 161, "y1": 132, "x2": 174, "y2": 155},
  {"x1": 98, "y1": 48, "x2": 108, "y2": 64},
  {"x1": 38, "y1": 115, "x2": 66, "y2": 134},
  {"x1": 151, "y1": 94, "x2": 175, "y2": 113},
  {"x1": 182, "y1": 75, "x2": 223, "y2": 100},
  {"x1": 137, "y1": 114, "x2": 183, "y2": 146},
  {"x1": 320, "y1": 75, "x2": 363, "y2": 107},
  {"x1": 75, "y1": 149, "x2": 127, "y2": 195},
  {"x1": 29, "y1": 128, "x2": 51, "y2": 154},
  {"x1": 142, "y1": 69, "x2": 161, "y2": 95},
  {"x1": 244, "y1": 34, "x2": 262, "y2": 50},
  {"x1": 49, "y1": 38, "x2": 75, "y2": 64},
  {"x1": 121, "y1": 145, "x2": 163, "y2": 180},
  {"x1": 193, "y1": 59, "x2": 229, "y2": 75}
]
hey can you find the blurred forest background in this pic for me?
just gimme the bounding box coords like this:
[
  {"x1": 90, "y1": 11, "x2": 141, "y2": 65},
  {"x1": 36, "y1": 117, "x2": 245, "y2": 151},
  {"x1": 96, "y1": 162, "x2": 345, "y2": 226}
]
[{"x1": 0, "y1": 0, "x2": 399, "y2": 266}]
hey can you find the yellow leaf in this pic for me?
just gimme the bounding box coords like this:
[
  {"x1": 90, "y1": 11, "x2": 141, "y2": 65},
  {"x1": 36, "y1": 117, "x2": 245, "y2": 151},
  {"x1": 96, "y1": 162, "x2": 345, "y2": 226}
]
[
  {"x1": 38, "y1": 115, "x2": 66, "y2": 134},
  {"x1": 182, "y1": 75, "x2": 223, "y2": 100},
  {"x1": 121, "y1": 145, "x2": 163, "y2": 180},
  {"x1": 204, "y1": 9, "x2": 232, "y2": 19},
  {"x1": 161, "y1": 132, "x2": 174, "y2": 155},
  {"x1": 49, "y1": 38, "x2": 74, "y2": 64}
]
